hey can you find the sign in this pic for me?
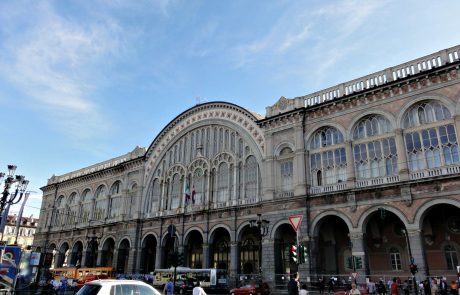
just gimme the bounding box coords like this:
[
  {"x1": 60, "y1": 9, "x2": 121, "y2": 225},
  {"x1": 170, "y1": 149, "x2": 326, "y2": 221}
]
[
  {"x1": 352, "y1": 251, "x2": 365, "y2": 256},
  {"x1": 30, "y1": 252, "x2": 41, "y2": 266},
  {"x1": 288, "y1": 215, "x2": 303, "y2": 232},
  {"x1": 351, "y1": 272, "x2": 358, "y2": 279},
  {"x1": 0, "y1": 246, "x2": 22, "y2": 289}
]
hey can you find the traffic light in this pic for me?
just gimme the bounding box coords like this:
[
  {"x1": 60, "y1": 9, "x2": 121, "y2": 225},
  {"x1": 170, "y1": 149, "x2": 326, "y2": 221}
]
[
  {"x1": 298, "y1": 245, "x2": 308, "y2": 264},
  {"x1": 289, "y1": 244, "x2": 298, "y2": 264},
  {"x1": 409, "y1": 263, "x2": 418, "y2": 275},
  {"x1": 355, "y1": 257, "x2": 362, "y2": 269}
]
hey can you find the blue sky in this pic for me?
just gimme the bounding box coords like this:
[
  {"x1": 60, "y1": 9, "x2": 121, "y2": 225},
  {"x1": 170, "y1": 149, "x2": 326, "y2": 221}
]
[{"x1": 1, "y1": 0, "x2": 459, "y2": 218}]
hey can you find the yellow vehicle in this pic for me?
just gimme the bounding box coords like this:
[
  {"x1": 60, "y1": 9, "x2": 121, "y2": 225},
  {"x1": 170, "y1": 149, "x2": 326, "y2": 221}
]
[{"x1": 51, "y1": 267, "x2": 114, "y2": 280}]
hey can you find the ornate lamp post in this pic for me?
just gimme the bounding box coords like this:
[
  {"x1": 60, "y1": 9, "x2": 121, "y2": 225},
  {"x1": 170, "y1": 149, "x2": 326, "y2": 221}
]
[
  {"x1": 249, "y1": 213, "x2": 270, "y2": 274},
  {"x1": 0, "y1": 165, "x2": 29, "y2": 215}
]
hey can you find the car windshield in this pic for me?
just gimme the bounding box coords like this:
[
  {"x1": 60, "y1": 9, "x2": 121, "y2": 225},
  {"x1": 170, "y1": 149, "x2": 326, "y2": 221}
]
[{"x1": 76, "y1": 285, "x2": 101, "y2": 295}]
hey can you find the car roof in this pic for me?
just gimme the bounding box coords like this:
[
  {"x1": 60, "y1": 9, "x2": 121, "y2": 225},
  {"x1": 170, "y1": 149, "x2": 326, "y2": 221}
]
[{"x1": 86, "y1": 280, "x2": 152, "y2": 286}]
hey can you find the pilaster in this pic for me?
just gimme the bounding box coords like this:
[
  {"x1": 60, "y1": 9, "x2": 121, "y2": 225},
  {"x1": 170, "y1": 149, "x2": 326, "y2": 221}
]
[{"x1": 395, "y1": 129, "x2": 409, "y2": 181}]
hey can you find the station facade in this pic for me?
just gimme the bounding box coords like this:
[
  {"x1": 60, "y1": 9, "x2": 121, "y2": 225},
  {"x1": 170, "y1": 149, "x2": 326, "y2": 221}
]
[{"x1": 34, "y1": 45, "x2": 460, "y2": 284}]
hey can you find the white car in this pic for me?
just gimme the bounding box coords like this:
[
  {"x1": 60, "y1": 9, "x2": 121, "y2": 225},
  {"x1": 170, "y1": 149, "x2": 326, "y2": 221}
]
[{"x1": 76, "y1": 279, "x2": 161, "y2": 295}]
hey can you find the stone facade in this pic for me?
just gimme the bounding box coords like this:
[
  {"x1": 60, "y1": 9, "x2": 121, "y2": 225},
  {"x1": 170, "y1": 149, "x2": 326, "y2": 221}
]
[{"x1": 35, "y1": 45, "x2": 460, "y2": 286}]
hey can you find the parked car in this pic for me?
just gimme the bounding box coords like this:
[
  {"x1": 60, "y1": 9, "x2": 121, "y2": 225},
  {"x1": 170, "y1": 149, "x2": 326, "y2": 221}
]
[
  {"x1": 76, "y1": 279, "x2": 161, "y2": 295},
  {"x1": 230, "y1": 281, "x2": 270, "y2": 295},
  {"x1": 334, "y1": 284, "x2": 369, "y2": 295},
  {"x1": 76, "y1": 274, "x2": 109, "y2": 290}
]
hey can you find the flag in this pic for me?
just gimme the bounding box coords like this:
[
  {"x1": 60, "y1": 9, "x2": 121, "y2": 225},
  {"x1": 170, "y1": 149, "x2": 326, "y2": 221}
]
[
  {"x1": 191, "y1": 186, "x2": 196, "y2": 205},
  {"x1": 16, "y1": 192, "x2": 30, "y2": 234},
  {"x1": 0, "y1": 203, "x2": 11, "y2": 234},
  {"x1": 185, "y1": 183, "x2": 190, "y2": 205}
]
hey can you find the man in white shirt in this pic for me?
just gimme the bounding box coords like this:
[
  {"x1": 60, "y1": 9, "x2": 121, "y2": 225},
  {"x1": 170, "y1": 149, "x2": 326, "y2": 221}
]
[{"x1": 193, "y1": 281, "x2": 207, "y2": 295}]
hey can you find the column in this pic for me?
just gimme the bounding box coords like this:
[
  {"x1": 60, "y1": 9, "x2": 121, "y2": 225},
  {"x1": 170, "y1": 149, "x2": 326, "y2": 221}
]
[
  {"x1": 112, "y1": 249, "x2": 119, "y2": 270},
  {"x1": 395, "y1": 128, "x2": 409, "y2": 181},
  {"x1": 128, "y1": 247, "x2": 136, "y2": 273},
  {"x1": 406, "y1": 227, "x2": 428, "y2": 278},
  {"x1": 309, "y1": 236, "x2": 320, "y2": 275},
  {"x1": 345, "y1": 140, "x2": 356, "y2": 188},
  {"x1": 262, "y1": 239, "x2": 276, "y2": 283},
  {"x1": 263, "y1": 132, "x2": 275, "y2": 200},
  {"x1": 155, "y1": 245, "x2": 162, "y2": 269},
  {"x1": 294, "y1": 125, "x2": 307, "y2": 195},
  {"x1": 230, "y1": 241, "x2": 239, "y2": 286},
  {"x1": 202, "y1": 243, "x2": 210, "y2": 268},
  {"x1": 96, "y1": 247, "x2": 103, "y2": 266},
  {"x1": 349, "y1": 231, "x2": 367, "y2": 284}
]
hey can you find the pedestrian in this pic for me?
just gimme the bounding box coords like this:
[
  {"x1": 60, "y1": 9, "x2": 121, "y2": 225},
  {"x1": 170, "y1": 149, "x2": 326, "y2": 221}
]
[
  {"x1": 164, "y1": 278, "x2": 174, "y2": 295},
  {"x1": 193, "y1": 281, "x2": 207, "y2": 295},
  {"x1": 319, "y1": 277, "x2": 325, "y2": 295},
  {"x1": 368, "y1": 279, "x2": 376, "y2": 295},
  {"x1": 423, "y1": 279, "x2": 431, "y2": 295},
  {"x1": 301, "y1": 284, "x2": 309, "y2": 295},
  {"x1": 391, "y1": 278, "x2": 399, "y2": 295},
  {"x1": 450, "y1": 280, "x2": 458, "y2": 295},
  {"x1": 328, "y1": 277, "x2": 335, "y2": 294},
  {"x1": 377, "y1": 280, "x2": 387, "y2": 295},
  {"x1": 402, "y1": 280, "x2": 409, "y2": 295},
  {"x1": 440, "y1": 278, "x2": 448, "y2": 295},
  {"x1": 431, "y1": 278, "x2": 438, "y2": 295},
  {"x1": 288, "y1": 272, "x2": 300, "y2": 295},
  {"x1": 350, "y1": 283, "x2": 361, "y2": 295}
]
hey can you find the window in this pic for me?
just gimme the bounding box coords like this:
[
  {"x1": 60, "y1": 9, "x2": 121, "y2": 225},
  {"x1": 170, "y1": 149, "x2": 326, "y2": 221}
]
[
  {"x1": 403, "y1": 101, "x2": 459, "y2": 171},
  {"x1": 170, "y1": 174, "x2": 181, "y2": 210},
  {"x1": 279, "y1": 147, "x2": 294, "y2": 192},
  {"x1": 445, "y1": 245, "x2": 458, "y2": 270},
  {"x1": 217, "y1": 163, "x2": 229, "y2": 203},
  {"x1": 389, "y1": 247, "x2": 402, "y2": 270},
  {"x1": 353, "y1": 115, "x2": 397, "y2": 179},
  {"x1": 80, "y1": 189, "x2": 92, "y2": 223},
  {"x1": 193, "y1": 169, "x2": 204, "y2": 205},
  {"x1": 110, "y1": 181, "x2": 121, "y2": 195},
  {"x1": 309, "y1": 127, "x2": 347, "y2": 186},
  {"x1": 245, "y1": 156, "x2": 258, "y2": 199},
  {"x1": 94, "y1": 185, "x2": 107, "y2": 221}
]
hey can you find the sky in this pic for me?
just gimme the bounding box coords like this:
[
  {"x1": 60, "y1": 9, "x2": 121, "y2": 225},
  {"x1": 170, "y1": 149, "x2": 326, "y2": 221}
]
[{"x1": 0, "y1": 0, "x2": 460, "y2": 218}]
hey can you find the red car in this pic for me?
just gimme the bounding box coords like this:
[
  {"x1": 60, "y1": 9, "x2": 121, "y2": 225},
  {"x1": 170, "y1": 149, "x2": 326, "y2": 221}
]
[
  {"x1": 230, "y1": 281, "x2": 270, "y2": 295},
  {"x1": 334, "y1": 284, "x2": 369, "y2": 295}
]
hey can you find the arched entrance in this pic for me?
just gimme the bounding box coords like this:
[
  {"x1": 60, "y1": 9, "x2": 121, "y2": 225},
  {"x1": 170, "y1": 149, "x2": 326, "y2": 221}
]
[
  {"x1": 364, "y1": 208, "x2": 408, "y2": 277},
  {"x1": 57, "y1": 243, "x2": 69, "y2": 267},
  {"x1": 162, "y1": 235, "x2": 178, "y2": 268},
  {"x1": 239, "y1": 225, "x2": 259, "y2": 275},
  {"x1": 141, "y1": 235, "x2": 157, "y2": 273},
  {"x1": 210, "y1": 228, "x2": 230, "y2": 271},
  {"x1": 117, "y1": 239, "x2": 130, "y2": 273},
  {"x1": 420, "y1": 204, "x2": 460, "y2": 278},
  {"x1": 185, "y1": 230, "x2": 203, "y2": 268},
  {"x1": 274, "y1": 224, "x2": 296, "y2": 284},
  {"x1": 101, "y1": 238, "x2": 115, "y2": 267},
  {"x1": 314, "y1": 215, "x2": 350, "y2": 276},
  {"x1": 70, "y1": 241, "x2": 83, "y2": 267}
]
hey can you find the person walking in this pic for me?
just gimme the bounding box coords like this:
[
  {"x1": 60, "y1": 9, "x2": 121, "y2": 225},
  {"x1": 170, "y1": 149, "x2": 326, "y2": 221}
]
[
  {"x1": 164, "y1": 278, "x2": 174, "y2": 295},
  {"x1": 288, "y1": 272, "x2": 300, "y2": 295},
  {"x1": 431, "y1": 278, "x2": 438, "y2": 295},
  {"x1": 328, "y1": 278, "x2": 335, "y2": 295},
  {"x1": 402, "y1": 280, "x2": 409, "y2": 295},
  {"x1": 377, "y1": 280, "x2": 387, "y2": 295},
  {"x1": 450, "y1": 280, "x2": 458, "y2": 295},
  {"x1": 391, "y1": 278, "x2": 399, "y2": 295},
  {"x1": 300, "y1": 284, "x2": 309, "y2": 295},
  {"x1": 193, "y1": 281, "x2": 207, "y2": 295},
  {"x1": 350, "y1": 283, "x2": 361, "y2": 295},
  {"x1": 368, "y1": 279, "x2": 376, "y2": 295},
  {"x1": 319, "y1": 277, "x2": 325, "y2": 295},
  {"x1": 440, "y1": 278, "x2": 448, "y2": 295},
  {"x1": 423, "y1": 280, "x2": 431, "y2": 295}
]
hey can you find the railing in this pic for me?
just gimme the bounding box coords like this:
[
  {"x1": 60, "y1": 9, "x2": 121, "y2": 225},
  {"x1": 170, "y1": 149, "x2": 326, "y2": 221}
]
[
  {"x1": 410, "y1": 164, "x2": 460, "y2": 180},
  {"x1": 355, "y1": 175, "x2": 400, "y2": 188},
  {"x1": 309, "y1": 182, "x2": 347, "y2": 194},
  {"x1": 266, "y1": 45, "x2": 460, "y2": 116}
]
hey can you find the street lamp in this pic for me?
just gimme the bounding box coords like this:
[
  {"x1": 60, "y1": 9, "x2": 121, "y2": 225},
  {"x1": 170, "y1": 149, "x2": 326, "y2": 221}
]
[
  {"x1": 0, "y1": 165, "x2": 29, "y2": 215},
  {"x1": 249, "y1": 213, "x2": 269, "y2": 274},
  {"x1": 86, "y1": 229, "x2": 102, "y2": 267},
  {"x1": 401, "y1": 229, "x2": 418, "y2": 295}
]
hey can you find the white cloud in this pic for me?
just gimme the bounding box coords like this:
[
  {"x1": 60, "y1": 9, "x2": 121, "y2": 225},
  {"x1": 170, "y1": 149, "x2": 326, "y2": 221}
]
[{"x1": 0, "y1": 2, "x2": 123, "y2": 142}]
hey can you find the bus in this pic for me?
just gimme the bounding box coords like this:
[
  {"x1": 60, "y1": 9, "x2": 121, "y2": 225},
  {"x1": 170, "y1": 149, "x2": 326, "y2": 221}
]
[
  {"x1": 51, "y1": 267, "x2": 114, "y2": 280},
  {"x1": 153, "y1": 267, "x2": 229, "y2": 293}
]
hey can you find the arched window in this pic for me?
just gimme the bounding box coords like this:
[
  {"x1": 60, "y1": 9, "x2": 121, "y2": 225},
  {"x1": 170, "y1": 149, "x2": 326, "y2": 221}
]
[
  {"x1": 80, "y1": 189, "x2": 92, "y2": 223},
  {"x1": 54, "y1": 195, "x2": 65, "y2": 226},
  {"x1": 170, "y1": 174, "x2": 181, "y2": 210},
  {"x1": 212, "y1": 238, "x2": 229, "y2": 270},
  {"x1": 193, "y1": 169, "x2": 204, "y2": 205},
  {"x1": 240, "y1": 238, "x2": 259, "y2": 274},
  {"x1": 389, "y1": 247, "x2": 401, "y2": 270},
  {"x1": 110, "y1": 181, "x2": 121, "y2": 195},
  {"x1": 217, "y1": 163, "x2": 229, "y2": 203},
  {"x1": 279, "y1": 147, "x2": 294, "y2": 192},
  {"x1": 109, "y1": 181, "x2": 122, "y2": 219},
  {"x1": 244, "y1": 156, "x2": 258, "y2": 199},
  {"x1": 309, "y1": 127, "x2": 346, "y2": 186},
  {"x1": 445, "y1": 245, "x2": 458, "y2": 270},
  {"x1": 403, "y1": 101, "x2": 459, "y2": 171},
  {"x1": 352, "y1": 115, "x2": 397, "y2": 178},
  {"x1": 94, "y1": 185, "x2": 107, "y2": 221}
]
